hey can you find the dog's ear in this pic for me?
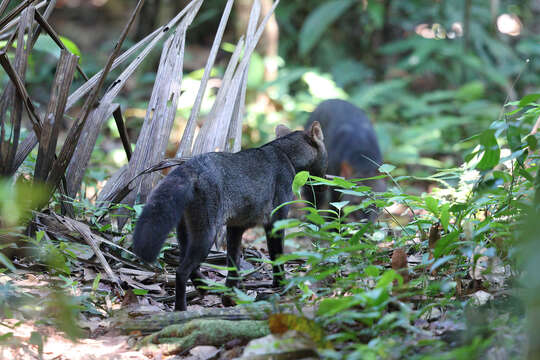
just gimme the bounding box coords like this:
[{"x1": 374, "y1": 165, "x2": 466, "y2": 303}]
[
  {"x1": 275, "y1": 124, "x2": 293, "y2": 138},
  {"x1": 307, "y1": 121, "x2": 324, "y2": 143}
]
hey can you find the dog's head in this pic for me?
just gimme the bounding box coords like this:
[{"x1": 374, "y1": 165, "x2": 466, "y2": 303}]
[{"x1": 274, "y1": 122, "x2": 328, "y2": 179}]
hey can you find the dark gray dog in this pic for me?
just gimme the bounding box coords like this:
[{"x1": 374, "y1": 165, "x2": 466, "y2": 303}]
[
  {"x1": 305, "y1": 99, "x2": 385, "y2": 222},
  {"x1": 132, "y1": 122, "x2": 327, "y2": 311}
]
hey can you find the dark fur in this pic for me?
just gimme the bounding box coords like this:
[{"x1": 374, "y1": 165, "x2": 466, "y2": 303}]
[
  {"x1": 305, "y1": 99, "x2": 386, "y2": 221},
  {"x1": 132, "y1": 123, "x2": 327, "y2": 311}
]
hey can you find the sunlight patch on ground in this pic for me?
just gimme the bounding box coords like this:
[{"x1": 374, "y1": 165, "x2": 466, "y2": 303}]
[{"x1": 0, "y1": 320, "x2": 155, "y2": 360}]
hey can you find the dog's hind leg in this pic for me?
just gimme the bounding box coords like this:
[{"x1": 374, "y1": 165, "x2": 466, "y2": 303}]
[
  {"x1": 224, "y1": 226, "x2": 246, "y2": 289},
  {"x1": 177, "y1": 219, "x2": 207, "y2": 297},
  {"x1": 175, "y1": 218, "x2": 216, "y2": 311},
  {"x1": 221, "y1": 226, "x2": 246, "y2": 307}
]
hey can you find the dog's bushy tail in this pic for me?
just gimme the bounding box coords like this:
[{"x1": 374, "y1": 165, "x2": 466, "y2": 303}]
[{"x1": 132, "y1": 171, "x2": 194, "y2": 262}]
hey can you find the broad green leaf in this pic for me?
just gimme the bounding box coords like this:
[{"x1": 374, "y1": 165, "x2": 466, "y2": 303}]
[
  {"x1": 476, "y1": 129, "x2": 500, "y2": 171},
  {"x1": 364, "y1": 287, "x2": 389, "y2": 307},
  {"x1": 298, "y1": 0, "x2": 355, "y2": 56},
  {"x1": 456, "y1": 81, "x2": 484, "y2": 101},
  {"x1": 506, "y1": 125, "x2": 522, "y2": 152},
  {"x1": 272, "y1": 219, "x2": 302, "y2": 234},
  {"x1": 233, "y1": 288, "x2": 255, "y2": 303},
  {"x1": 268, "y1": 313, "x2": 331, "y2": 348},
  {"x1": 292, "y1": 171, "x2": 310, "y2": 197},
  {"x1": 424, "y1": 196, "x2": 439, "y2": 216},
  {"x1": 302, "y1": 71, "x2": 347, "y2": 99},
  {"x1": 430, "y1": 255, "x2": 456, "y2": 273},
  {"x1": 330, "y1": 201, "x2": 349, "y2": 211},
  {"x1": 526, "y1": 134, "x2": 538, "y2": 151},
  {"x1": 364, "y1": 265, "x2": 380, "y2": 277},
  {"x1": 332, "y1": 177, "x2": 355, "y2": 189},
  {"x1": 247, "y1": 51, "x2": 264, "y2": 89},
  {"x1": 343, "y1": 204, "x2": 364, "y2": 217},
  {"x1": 0, "y1": 332, "x2": 13, "y2": 342},
  {"x1": 272, "y1": 199, "x2": 312, "y2": 216},
  {"x1": 306, "y1": 212, "x2": 325, "y2": 225},
  {"x1": 0, "y1": 253, "x2": 16, "y2": 272},
  {"x1": 518, "y1": 168, "x2": 534, "y2": 182},
  {"x1": 317, "y1": 296, "x2": 364, "y2": 316},
  {"x1": 59, "y1": 36, "x2": 82, "y2": 57},
  {"x1": 379, "y1": 163, "x2": 395, "y2": 173},
  {"x1": 440, "y1": 204, "x2": 450, "y2": 232},
  {"x1": 492, "y1": 170, "x2": 512, "y2": 183},
  {"x1": 518, "y1": 93, "x2": 540, "y2": 107},
  {"x1": 34, "y1": 35, "x2": 81, "y2": 59},
  {"x1": 434, "y1": 231, "x2": 460, "y2": 258},
  {"x1": 376, "y1": 269, "x2": 399, "y2": 288}
]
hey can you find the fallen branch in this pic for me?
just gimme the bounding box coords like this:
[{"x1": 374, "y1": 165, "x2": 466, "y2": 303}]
[
  {"x1": 140, "y1": 319, "x2": 269, "y2": 355},
  {"x1": 115, "y1": 304, "x2": 281, "y2": 333},
  {"x1": 52, "y1": 214, "x2": 122, "y2": 292}
]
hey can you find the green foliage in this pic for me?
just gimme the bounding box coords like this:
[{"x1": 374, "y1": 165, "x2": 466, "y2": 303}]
[
  {"x1": 0, "y1": 180, "x2": 86, "y2": 343},
  {"x1": 298, "y1": 0, "x2": 356, "y2": 56},
  {"x1": 2, "y1": 1, "x2": 538, "y2": 356},
  {"x1": 272, "y1": 91, "x2": 538, "y2": 356}
]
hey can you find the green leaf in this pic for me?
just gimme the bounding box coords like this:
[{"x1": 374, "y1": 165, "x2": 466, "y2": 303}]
[
  {"x1": 343, "y1": 204, "x2": 364, "y2": 217},
  {"x1": 33, "y1": 35, "x2": 81, "y2": 59},
  {"x1": 440, "y1": 204, "x2": 450, "y2": 232},
  {"x1": 430, "y1": 255, "x2": 456, "y2": 273},
  {"x1": 424, "y1": 196, "x2": 439, "y2": 216},
  {"x1": 221, "y1": 42, "x2": 236, "y2": 53},
  {"x1": 379, "y1": 163, "x2": 396, "y2": 173},
  {"x1": 272, "y1": 219, "x2": 301, "y2": 234},
  {"x1": 92, "y1": 273, "x2": 102, "y2": 291},
  {"x1": 434, "y1": 231, "x2": 460, "y2": 258},
  {"x1": 364, "y1": 287, "x2": 389, "y2": 307},
  {"x1": 317, "y1": 296, "x2": 364, "y2": 316},
  {"x1": 298, "y1": 0, "x2": 355, "y2": 56},
  {"x1": 506, "y1": 125, "x2": 522, "y2": 152},
  {"x1": 272, "y1": 199, "x2": 312, "y2": 217},
  {"x1": 456, "y1": 81, "x2": 484, "y2": 101},
  {"x1": 292, "y1": 171, "x2": 310, "y2": 197},
  {"x1": 332, "y1": 177, "x2": 355, "y2": 189},
  {"x1": 364, "y1": 265, "x2": 380, "y2": 277},
  {"x1": 330, "y1": 201, "x2": 349, "y2": 211},
  {"x1": 233, "y1": 288, "x2": 255, "y2": 303},
  {"x1": 376, "y1": 269, "x2": 399, "y2": 288},
  {"x1": 518, "y1": 168, "x2": 534, "y2": 182},
  {"x1": 247, "y1": 51, "x2": 264, "y2": 89},
  {"x1": 0, "y1": 253, "x2": 16, "y2": 272},
  {"x1": 492, "y1": 170, "x2": 512, "y2": 183},
  {"x1": 306, "y1": 212, "x2": 325, "y2": 225},
  {"x1": 132, "y1": 289, "x2": 149, "y2": 295},
  {"x1": 59, "y1": 36, "x2": 82, "y2": 57},
  {"x1": 518, "y1": 93, "x2": 540, "y2": 107},
  {"x1": 526, "y1": 134, "x2": 538, "y2": 151},
  {"x1": 476, "y1": 129, "x2": 500, "y2": 171}
]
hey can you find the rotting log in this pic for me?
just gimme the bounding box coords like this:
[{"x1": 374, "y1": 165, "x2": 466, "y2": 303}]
[
  {"x1": 115, "y1": 304, "x2": 275, "y2": 334},
  {"x1": 140, "y1": 319, "x2": 269, "y2": 355}
]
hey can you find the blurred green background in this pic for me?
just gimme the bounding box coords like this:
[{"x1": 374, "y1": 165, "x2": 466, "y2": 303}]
[{"x1": 3, "y1": 0, "x2": 539, "y2": 192}]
